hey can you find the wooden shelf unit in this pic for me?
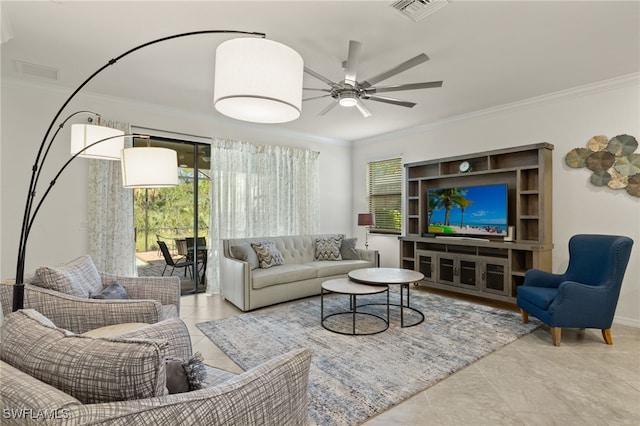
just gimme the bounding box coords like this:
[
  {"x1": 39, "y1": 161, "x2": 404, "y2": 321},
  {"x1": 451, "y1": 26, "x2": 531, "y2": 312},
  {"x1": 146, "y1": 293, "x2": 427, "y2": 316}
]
[{"x1": 401, "y1": 143, "x2": 553, "y2": 302}]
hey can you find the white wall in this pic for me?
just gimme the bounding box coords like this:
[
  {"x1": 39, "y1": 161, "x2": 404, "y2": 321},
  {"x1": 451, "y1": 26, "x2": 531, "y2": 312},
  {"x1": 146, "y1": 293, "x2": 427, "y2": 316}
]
[
  {"x1": 352, "y1": 74, "x2": 640, "y2": 326},
  {"x1": 3, "y1": 74, "x2": 638, "y2": 326},
  {"x1": 1, "y1": 79, "x2": 353, "y2": 279}
]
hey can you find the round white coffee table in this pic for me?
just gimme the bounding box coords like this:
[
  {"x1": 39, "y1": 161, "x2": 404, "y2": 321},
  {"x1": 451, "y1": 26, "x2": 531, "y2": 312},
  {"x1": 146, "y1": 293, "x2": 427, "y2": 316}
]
[
  {"x1": 321, "y1": 278, "x2": 389, "y2": 335},
  {"x1": 348, "y1": 268, "x2": 425, "y2": 327}
]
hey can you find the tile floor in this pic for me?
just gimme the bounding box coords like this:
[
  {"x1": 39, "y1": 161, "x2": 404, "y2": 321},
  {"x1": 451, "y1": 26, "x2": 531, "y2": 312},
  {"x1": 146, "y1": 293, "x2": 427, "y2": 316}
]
[{"x1": 179, "y1": 288, "x2": 640, "y2": 425}]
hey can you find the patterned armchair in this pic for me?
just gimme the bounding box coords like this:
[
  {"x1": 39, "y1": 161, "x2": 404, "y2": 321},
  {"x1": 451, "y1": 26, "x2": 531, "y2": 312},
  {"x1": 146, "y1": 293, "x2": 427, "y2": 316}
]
[
  {"x1": 0, "y1": 255, "x2": 180, "y2": 334},
  {"x1": 0, "y1": 310, "x2": 312, "y2": 425}
]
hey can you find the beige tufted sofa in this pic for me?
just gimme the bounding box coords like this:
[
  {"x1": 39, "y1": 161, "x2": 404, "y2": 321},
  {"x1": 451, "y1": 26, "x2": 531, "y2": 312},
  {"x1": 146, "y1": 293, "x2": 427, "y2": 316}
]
[{"x1": 220, "y1": 234, "x2": 378, "y2": 311}]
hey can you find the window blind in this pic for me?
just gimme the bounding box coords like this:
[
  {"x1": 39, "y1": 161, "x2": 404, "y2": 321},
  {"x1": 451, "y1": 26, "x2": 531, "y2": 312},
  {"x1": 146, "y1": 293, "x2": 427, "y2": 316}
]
[{"x1": 366, "y1": 157, "x2": 402, "y2": 234}]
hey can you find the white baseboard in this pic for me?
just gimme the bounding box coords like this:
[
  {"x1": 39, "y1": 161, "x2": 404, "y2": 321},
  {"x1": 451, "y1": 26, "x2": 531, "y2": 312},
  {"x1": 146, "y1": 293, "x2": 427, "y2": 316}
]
[{"x1": 613, "y1": 315, "x2": 640, "y2": 328}]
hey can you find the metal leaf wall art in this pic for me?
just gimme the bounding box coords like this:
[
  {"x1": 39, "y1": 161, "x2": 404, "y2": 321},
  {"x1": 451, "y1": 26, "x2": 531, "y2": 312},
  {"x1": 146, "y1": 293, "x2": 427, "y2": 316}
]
[{"x1": 565, "y1": 134, "x2": 639, "y2": 197}]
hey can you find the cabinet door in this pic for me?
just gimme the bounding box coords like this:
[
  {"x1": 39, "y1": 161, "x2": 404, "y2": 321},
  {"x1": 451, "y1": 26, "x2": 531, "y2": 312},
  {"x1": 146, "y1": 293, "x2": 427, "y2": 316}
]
[
  {"x1": 417, "y1": 251, "x2": 436, "y2": 283},
  {"x1": 458, "y1": 258, "x2": 479, "y2": 289},
  {"x1": 436, "y1": 254, "x2": 480, "y2": 289},
  {"x1": 437, "y1": 256, "x2": 456, "y2": 285},
  {"x1": 481, "y1": 259, "x2": 509, "y2": 295}
]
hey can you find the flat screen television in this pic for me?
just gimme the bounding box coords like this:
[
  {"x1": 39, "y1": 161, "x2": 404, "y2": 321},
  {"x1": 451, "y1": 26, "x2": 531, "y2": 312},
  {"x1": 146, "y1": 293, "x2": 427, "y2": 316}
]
[{"x1": 427, "y1": 183, "x2": 508, "y2": 237}]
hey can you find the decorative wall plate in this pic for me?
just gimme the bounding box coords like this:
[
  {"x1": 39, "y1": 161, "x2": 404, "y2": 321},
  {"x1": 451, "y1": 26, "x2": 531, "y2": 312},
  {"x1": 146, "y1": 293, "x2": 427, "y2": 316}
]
[
  {"x1": 607, "y1": 168, "x2": 628, "y2": 189},
  {"x1": 607, "y1": 134, "x2": 638, "y2": 156},
  {"x1": 565, "y1": 148, "x2": 591, "y2": 168},
  {"x1": 613, "y1": 153, "x2": 640, "y2": 176},
  {"x1": 565, "y1": 133, "x2": 638, "y2": 197},
  {"x1": 585, "y1": 151, "x2": 615, "y2": 171},
  {"x1": 590, "y1": 170, "x2": 611, "y2": 186},
  {"x1": 587, "y1": 135, "x2": 608, "y2": 151},
  {"x1": 627, "y1": 175, "x2": 640, "y2": 197}
]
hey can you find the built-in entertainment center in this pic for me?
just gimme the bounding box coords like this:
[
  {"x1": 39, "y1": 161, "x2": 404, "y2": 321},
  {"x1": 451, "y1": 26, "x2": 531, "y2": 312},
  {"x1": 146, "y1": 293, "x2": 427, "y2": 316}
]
[{"x1": 400, "y1": 143, "x2": 553, "y2": 303}]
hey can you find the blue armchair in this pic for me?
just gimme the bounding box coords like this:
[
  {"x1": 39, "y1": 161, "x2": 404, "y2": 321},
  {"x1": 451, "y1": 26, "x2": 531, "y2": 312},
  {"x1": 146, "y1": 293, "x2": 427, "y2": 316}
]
[{"x1": 517, "y1": 234, "x2": 634, "y2": 346}]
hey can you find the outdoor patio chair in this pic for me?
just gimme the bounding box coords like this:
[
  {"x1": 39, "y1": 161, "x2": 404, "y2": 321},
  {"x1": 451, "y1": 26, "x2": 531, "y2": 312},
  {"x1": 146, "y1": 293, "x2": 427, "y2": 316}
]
[{"x1": 158, "y1": 240, "x2": 193, "y2": 278}]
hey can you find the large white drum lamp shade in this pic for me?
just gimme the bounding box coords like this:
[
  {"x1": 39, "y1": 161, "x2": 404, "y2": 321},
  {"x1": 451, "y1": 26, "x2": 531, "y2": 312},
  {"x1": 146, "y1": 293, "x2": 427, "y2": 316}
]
[{"x1": 214, "y1": 38, "x2": 303, "y2": 124}]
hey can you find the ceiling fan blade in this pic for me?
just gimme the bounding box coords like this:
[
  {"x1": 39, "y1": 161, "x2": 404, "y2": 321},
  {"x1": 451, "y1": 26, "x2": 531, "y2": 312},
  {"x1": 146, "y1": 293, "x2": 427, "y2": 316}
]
[
  {"x1": 303, "y1": 87, "x2": 332, "y2": 92},
  {"x1": 303, "y1": 94, "x2": 332, "y2": 102},
  {"x1": 319, "y1": 100, "x2": 339, "y2": 116},
  {"x1": 355, "y1": 99, "x2": 372, "y2": 118},
  {"x1": 344, "y1": 40, "x2": 362, "y2": 87},
  {"x1": 360, "y1": 53, "x2": 430, "y2": 88},
  {"x1": 367, "y1": 95, "x2": 416, "y2": 108},
  {"x1": 304, "y1": 67, "x2": 337, "y2": 87},
  {"x1": 365, "y1": 81, "x2": 443, "y2": 94}
]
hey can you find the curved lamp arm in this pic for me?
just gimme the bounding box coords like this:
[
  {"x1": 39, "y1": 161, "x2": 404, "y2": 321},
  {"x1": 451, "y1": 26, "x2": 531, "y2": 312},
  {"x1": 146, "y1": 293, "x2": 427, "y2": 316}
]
[
  {"x1": 14, "y1": 30, "x2": 266, "y2": 311},
  {"x1": 25, "y1": 133, "x2": 150, "y2": 248}
]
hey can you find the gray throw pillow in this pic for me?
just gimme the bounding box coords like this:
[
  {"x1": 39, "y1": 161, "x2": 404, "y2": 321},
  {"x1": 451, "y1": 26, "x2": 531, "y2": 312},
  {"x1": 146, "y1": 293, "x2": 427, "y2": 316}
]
[
  {"x1": 230, "y1": 243, "x2": 260, "y2": 270},
  {"x1": 166, "y1": 359, "x2": 190, "y2": 394},
  {"x1": 340, "y1": 237, "x2": 358, "y2": 260},
  {"x1": 89, "y1": 280, "x2": 130, "y2": 300},
  {"x1": 315, "y1": 236, "x2": 343, "y2": 261},
  {"x1": 165, "y1": 352, "x2": 207, "y2": 394}
]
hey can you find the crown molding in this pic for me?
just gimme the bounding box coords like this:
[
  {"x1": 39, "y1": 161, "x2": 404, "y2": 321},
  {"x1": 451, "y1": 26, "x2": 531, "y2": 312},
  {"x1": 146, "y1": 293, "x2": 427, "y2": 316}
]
[
  {"x1": 4, "y1": 73, "x2": 637, "y2": 148},
  {"x1": 354, "y1": 72, "x2": 640, "y2": 146}
]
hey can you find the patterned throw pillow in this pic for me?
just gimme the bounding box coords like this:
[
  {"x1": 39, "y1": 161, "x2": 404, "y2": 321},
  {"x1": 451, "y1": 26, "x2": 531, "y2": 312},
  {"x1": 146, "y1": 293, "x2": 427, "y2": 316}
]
[
  {"x1": 0, "y1": 309, "x2": 168, "y2": 404},
  {"x1": 315, "y1": 236, "x2": 343, "y2": 261},
  {"x1": 340, "y1": 237, "x2": 359, "y2": 260},
  {"x1": 89, "y1": 280, "x2": 130, "y2": 300},
  {"x1": 35, "y1": 255, "x2": 102, "y2": 298},
  {"x1": 251, "y1": 241, "x2": 285, "y2": 269}
]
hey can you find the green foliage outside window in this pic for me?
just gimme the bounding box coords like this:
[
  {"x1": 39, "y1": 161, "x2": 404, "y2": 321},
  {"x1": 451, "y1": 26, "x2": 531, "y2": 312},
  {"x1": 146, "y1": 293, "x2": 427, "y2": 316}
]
[{"x1": 134, "y1": 172, "x2": 210, "y2": 252}]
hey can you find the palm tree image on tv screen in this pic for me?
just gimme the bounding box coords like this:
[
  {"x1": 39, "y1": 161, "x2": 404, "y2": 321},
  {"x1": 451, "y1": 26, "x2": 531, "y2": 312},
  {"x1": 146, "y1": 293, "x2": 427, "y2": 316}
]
[{"x1": 427, "y1": 184, "x2": 508, "y2": 236}]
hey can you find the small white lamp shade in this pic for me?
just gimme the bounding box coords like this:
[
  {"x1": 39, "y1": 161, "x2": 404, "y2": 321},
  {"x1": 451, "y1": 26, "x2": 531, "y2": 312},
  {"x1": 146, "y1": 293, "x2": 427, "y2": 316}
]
[
  {"x1": 121, "y1": 147, "x2": 179, "y2": 188},
  {"x1": 70, "y1": 124, "x2": 125, "y2": 160},
  {"x1": 214, "y1": 38, "x2": 304, "y2": 124}
]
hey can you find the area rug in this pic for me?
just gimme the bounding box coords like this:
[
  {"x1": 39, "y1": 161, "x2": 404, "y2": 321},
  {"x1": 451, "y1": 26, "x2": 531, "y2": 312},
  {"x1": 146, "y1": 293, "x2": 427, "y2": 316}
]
[{"x1": 196, "y1": 289, "x2": 539, "y2": 425}]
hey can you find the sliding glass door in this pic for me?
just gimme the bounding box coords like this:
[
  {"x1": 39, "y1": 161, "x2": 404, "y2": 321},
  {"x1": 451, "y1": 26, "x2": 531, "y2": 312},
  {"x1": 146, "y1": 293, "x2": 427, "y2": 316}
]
[{"x1": 133, "y1": 136, "x2": 210, "y2": 294}]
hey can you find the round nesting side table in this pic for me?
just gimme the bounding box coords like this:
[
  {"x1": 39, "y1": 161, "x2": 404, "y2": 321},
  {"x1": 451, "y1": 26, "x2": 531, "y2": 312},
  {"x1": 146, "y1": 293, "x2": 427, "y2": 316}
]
[
  {"x1": 321, "y1": 278, "x2": 389, "y2": 335},
  {"x1": 348, "y1": 268, "x2": 425, "y2": 327}
]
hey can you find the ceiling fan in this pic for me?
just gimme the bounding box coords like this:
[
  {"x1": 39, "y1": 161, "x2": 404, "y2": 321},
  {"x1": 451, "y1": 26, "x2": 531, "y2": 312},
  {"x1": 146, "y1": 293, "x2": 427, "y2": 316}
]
[{"x1": 303, "y1": 40, "x2": 443, "y2": 118}]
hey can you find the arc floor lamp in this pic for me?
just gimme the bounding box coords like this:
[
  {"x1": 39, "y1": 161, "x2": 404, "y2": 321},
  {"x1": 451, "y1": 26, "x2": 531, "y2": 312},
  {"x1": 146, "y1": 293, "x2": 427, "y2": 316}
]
[{"x1": 13, "y1": 30, "x2": 304, "y2": 311}]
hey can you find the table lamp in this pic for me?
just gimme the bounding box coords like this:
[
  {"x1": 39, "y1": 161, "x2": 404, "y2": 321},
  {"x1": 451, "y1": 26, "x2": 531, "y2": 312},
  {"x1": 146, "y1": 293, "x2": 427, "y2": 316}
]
[{"x1": 358, "y1": 213, "x2": 376, "y2": 249}]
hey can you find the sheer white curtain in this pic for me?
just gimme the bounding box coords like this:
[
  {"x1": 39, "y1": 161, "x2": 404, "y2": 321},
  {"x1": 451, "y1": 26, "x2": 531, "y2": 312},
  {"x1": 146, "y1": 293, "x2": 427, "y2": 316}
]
[
  {"x1": 206, "y1": 139, "x2": 319, "y2": 293},
  {"x1": 87, "y1": 120, "x2": 136, "y2": 275}
]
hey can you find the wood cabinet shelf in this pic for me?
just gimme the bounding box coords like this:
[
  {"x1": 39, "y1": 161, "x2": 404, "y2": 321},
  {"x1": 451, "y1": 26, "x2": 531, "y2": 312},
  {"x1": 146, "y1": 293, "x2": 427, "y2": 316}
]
[{"x1": 400, "y1": 143, "x2": 553, "y2": 302}]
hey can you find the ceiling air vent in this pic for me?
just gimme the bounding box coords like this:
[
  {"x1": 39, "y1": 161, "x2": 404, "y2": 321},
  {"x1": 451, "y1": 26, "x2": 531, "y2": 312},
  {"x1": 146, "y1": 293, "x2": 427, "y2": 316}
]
[
  {"x1": 15, "y1": 60, "x2": 59, "y2": 80},
  {"x1": 391, "y1": 0, "x2": 449, "y2": 22}
]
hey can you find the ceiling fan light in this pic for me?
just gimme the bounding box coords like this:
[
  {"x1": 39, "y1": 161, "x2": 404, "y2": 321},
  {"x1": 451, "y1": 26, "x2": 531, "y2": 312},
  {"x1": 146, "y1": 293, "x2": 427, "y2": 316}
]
[
  {"x1": 214, "y1": 38, "x2": 304, "y2": 124},
  {"x1": 339, "y1": 92, "x2": 358, "y2": 107}
]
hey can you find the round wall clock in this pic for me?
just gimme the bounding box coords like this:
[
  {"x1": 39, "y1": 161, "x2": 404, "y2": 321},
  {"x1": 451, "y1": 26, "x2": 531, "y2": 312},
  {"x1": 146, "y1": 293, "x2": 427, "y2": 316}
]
[{"x1": 459, "y1": 161, "x2": 472, "y2": 173}]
